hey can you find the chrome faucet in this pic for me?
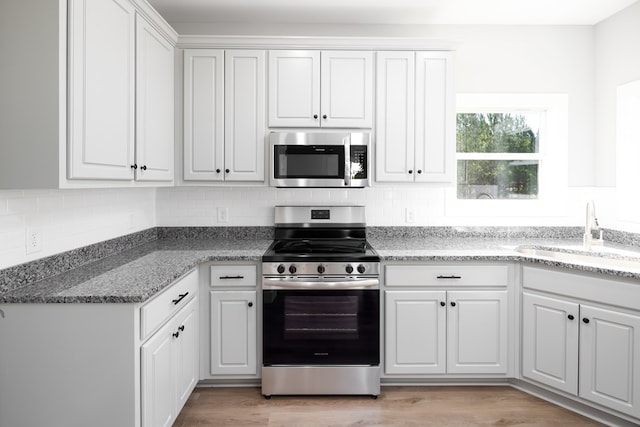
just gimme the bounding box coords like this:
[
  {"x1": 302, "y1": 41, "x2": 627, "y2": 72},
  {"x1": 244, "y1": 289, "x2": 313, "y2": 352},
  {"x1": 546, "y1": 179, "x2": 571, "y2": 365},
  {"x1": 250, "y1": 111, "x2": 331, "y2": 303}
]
[{"x1": 583, "y1": 200, "x2": 603, "y2": 249}]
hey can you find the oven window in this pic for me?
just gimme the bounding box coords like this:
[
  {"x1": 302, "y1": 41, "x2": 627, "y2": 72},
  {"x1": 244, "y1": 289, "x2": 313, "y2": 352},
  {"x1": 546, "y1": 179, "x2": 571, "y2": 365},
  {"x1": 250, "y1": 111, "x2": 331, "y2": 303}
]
[
  {"x1": 284, "y1": 295, "x2": 358, "y2": 340},
  {"x1": 274, "y1": 146, "x2": 344, "y2": 178},
  {"x1": 263, "y1": 289, "x2": 379, "y2": 366}
]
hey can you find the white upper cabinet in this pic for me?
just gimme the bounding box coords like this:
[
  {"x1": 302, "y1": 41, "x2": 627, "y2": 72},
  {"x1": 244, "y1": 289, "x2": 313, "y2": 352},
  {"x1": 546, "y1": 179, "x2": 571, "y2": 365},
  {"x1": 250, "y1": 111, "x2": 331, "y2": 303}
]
[
  {"x1": 183, "y1": 49, "x2": 225, "y2": 181},
  {"x1": 224, "y1": 50, "x2": 266, "y2": 181},
  {"x1": 135, "y1": 15, "x2": 174, "y2": 182},
  {"x1": 376, "y1": 51, "x2": 454, "y2": 183},
  {"x1": 68, "y1": 0, "x2": 137, "y2": 180},
  {"x1": 184, "y1": 49, "x2": 265, "y2": 182},
  {"x1": 268, "y1": 50, "x2": 373, "y2": 128}
]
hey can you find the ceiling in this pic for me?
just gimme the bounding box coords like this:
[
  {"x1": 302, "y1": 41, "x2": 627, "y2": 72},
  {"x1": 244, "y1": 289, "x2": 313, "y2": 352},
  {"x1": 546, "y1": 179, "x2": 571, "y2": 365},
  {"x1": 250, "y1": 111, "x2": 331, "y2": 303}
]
[{"x1": 148, "y1": 0, "x2": 638, "y2": 26}]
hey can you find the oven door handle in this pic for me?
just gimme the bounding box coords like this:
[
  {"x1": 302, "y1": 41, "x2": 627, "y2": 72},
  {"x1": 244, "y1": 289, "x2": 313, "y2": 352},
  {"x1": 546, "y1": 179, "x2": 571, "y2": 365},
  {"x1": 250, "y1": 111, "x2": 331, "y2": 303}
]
[{"x1": 262, "y1": 277, "x2": 379, "y2": 290}]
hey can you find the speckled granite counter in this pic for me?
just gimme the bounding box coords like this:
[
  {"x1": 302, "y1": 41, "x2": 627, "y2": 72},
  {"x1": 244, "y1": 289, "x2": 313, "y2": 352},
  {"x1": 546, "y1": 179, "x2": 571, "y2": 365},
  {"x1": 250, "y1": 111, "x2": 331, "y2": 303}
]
[
  {"x1": 4, "y1": 226, "x2": 640, "y2": 304},
  {"x1": 0, "y1": 239, "x2": 271, "y2": 304},
  {"x1": 371, "y1": 236, "x2": 640, "y2": 281}
]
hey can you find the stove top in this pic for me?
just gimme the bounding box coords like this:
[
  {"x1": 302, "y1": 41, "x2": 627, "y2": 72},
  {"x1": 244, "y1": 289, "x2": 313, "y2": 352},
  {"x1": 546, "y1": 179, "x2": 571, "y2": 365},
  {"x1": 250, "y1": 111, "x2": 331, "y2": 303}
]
[{"x1": 262, "y1": 239, "x2": 380, "y2": 263}]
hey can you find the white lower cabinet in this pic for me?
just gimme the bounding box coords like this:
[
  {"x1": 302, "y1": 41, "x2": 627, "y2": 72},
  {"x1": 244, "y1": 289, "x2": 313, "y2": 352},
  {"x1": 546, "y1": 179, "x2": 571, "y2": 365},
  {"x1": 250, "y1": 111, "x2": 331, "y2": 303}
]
[
  {"x1": 210, "y1": 291, "x2": 258, "y2": 375},
  {"x1": 384, "y1": 263, "x2": 511, "y2": 376},
  {"x1": 386, "y1": 289, "x2": 508, "y2": 375},
  {"x1": 141, "y1": 288, "x2": 199, "y2": 427},
  {"x1": 204, "y1": 263, "x2": 259, "y2": 378},
  {"x1": 522, "y1": 266, "x2": 640, "y2": 419}
]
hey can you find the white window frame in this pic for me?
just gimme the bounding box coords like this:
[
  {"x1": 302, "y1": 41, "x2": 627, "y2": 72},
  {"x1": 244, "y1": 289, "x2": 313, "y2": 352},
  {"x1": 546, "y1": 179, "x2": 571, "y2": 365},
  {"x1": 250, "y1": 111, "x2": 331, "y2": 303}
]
[{"x1": 446, "y1": 93, "x2": 569, "y2": 220}]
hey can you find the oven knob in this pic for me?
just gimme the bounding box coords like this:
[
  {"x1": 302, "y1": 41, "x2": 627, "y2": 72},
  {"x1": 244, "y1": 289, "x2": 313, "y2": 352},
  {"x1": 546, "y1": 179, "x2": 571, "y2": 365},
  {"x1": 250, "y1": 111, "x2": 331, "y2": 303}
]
[
  {"x1": 277, "y1": 264, "x2": 285, "y2": 274},
  {"x1": 357, "y1": 264, "x2": 366, "y2": 274},
  {"x1": 289, "y1": 265, "x2": 297, "y2": 274},
  {"x1": 345, "y1": 265, "x2": 354, "y2": 274},
  {"x1": 317, "y1": 265, "x2": 325, "y2": 274}
]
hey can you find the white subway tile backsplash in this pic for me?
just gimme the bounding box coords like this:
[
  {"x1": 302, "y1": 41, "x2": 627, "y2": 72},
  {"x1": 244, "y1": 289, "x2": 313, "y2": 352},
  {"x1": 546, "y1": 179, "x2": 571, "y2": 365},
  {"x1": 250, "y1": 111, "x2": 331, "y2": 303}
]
[{"x1": 0, "y1": 188, "x2": 156, "y2": 270}]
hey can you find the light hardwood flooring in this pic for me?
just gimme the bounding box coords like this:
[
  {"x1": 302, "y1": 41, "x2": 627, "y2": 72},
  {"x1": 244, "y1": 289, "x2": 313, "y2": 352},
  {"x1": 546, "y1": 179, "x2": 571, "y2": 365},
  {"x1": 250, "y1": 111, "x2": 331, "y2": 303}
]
[{"x1": 173, "y1": 386, "x2": 604, "y2": 426}]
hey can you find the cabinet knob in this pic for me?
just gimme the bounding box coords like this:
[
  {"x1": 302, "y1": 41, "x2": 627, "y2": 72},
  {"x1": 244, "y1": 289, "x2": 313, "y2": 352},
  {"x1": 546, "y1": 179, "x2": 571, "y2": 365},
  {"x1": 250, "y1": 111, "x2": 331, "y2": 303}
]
[
  {"x1": 440, "y1": 301, "x2": 446, "y2": 307},
  {"x1": 583, "y1": 318, "x2": 590, "y2": 324},
  {"x1": 313, "y1": 114, "x2": 318, "y2": 119},
  {"x1": 140, "y1": 165, "x2": 147, "y2": 171},
  {"x1": 408, "y1": 170, "x2": 413, "y2": 174},
  {"x1": 568, "y1": 314, "x2": 575, "y2": 320},
  {"x1": 322, "y1": 114, "x2": 327, "y2": 119},
  {"x1": 248, "y1": 302, "x2": 254, "y2": 308},
  {"x1": 225, "y1": 169, "x2": 230, "y2": 173},
  {"x1": 172, "y1": 331, "x2": 180, "y2": 338},
  {"x1": 178, "y1": 325, "x2": 185, "y2": 332},
  {"x1": 131, "y1": 164, "x2": 138, "y2": 170},
  {"x1": 417, "y1": 170, "x2": 422, "y2": 174},
  {"x1": 450, "y1": 301, "x2": 456, "y2": 307},
  {"x1": 216, "y1": 169, "x2": 221, "y2": 173}
]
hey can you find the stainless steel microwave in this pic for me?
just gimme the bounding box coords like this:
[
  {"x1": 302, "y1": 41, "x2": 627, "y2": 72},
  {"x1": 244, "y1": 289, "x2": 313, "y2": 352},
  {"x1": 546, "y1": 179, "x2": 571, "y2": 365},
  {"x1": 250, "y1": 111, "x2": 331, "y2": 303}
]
[{"x1": 269, "y1": 131, "x2": 370, "y2": 188}]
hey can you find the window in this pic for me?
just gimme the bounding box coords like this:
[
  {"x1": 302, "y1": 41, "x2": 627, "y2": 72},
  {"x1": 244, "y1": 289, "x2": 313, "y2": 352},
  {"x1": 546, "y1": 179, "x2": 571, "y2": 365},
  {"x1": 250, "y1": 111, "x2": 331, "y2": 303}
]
[
  {"x1": 446, "y1": 94, "x2": 568, "y2": 219},
  {"x1": 457, "y1": 112, "x2": 542, "y2": 199}
]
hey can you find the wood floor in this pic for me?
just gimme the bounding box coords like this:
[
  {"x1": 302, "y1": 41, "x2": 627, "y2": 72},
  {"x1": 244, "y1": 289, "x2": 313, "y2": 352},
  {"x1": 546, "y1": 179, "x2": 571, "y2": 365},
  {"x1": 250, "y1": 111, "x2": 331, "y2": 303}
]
[{"x1": 173, "y1": 386, "x2": 604, "y2": 426}]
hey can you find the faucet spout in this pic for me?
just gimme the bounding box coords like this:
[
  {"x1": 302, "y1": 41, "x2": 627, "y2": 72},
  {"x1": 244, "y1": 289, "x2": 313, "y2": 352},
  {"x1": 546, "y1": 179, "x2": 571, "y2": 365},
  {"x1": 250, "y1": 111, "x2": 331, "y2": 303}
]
[{"x1": 583, "y1": 200, "x2": 603, "y2": 249}]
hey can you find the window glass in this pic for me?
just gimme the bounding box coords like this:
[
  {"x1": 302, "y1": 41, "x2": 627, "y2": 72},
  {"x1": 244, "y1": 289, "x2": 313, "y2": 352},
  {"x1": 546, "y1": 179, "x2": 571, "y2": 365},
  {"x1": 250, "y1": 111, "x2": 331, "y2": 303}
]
[{"x1": 456, "y1": 113, "x2": 542, "y2": 199}]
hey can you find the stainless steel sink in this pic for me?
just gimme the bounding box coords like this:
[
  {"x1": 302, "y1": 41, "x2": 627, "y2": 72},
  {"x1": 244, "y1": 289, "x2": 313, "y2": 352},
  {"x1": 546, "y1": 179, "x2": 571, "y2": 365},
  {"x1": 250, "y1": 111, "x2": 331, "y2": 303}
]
[{"x1": 514, "y1": 246, "x2": 640, "y2": 271}]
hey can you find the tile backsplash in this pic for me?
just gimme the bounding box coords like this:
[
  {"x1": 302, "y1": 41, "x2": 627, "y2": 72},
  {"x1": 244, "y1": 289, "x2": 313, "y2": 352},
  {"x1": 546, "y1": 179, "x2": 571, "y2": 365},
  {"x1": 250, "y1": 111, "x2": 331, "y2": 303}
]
[{"x1": 0, "y1": 188, "x2": 156, "y2": 270}]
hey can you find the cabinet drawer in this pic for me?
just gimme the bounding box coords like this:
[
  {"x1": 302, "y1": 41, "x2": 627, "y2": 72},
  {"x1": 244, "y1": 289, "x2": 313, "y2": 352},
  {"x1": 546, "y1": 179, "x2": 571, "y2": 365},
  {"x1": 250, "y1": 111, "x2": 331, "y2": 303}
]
[
  {"x1": 385, "y1": 264, "x2": 509, "y2": 287},
  {"x1": 210, "y1": 265, "x2": 257, "y2": 287},
  {"x1": 141, "y1": 269, "x2": 198, "y2": 340}
]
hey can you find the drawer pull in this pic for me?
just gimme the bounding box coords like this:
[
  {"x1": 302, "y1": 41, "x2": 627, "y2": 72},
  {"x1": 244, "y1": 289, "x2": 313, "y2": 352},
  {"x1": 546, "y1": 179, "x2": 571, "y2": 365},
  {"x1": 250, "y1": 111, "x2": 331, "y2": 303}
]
[
  {"x1": 437, "y1": 275, "x2": 462, "y2": 279},
  {"x1": 220, "y1": 275, "x2": 245, "y2": 280},
  {"x1": 172, "y1": 292, "x2": 189, "y2": 305}
]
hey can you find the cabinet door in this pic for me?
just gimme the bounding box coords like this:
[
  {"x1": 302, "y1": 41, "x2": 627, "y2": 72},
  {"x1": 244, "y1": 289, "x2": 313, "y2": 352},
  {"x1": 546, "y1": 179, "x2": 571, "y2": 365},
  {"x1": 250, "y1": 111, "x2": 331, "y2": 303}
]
[
  {"x1": 375, "y1": 52, "x2": 415, "y2": 182},
  {"x1": 224, "y1": 50, "x2": 266, "y2": 181},
  {"x1": 174, "y1": 298, "x2": 199, "y2": 412},
  {"x1": 268, "y1": 50, "x2": 320, "y2": 127},
  {"x1": 385, "y1": 290, "x2": 446, "y2": 374},
  {"x1": 522, "y1": 292, "x2": 579, "y2": 394},
  {"x1": 68, "y1": 0, "x2": 136, "y2": 180},
  {"x1": 141, "y1": 320, "x2": 176, "y2": 427},
  {"x1": 135, "y1": 15, "x2": 174, "y2": 182},
  {"x1": 210, "y1": 291, "x2": 257, "y2": 375},
  {"x1": 415, "y1": 52, "x2": 454, "y2": 182},
  {"x1": 447, "y1": 290, "x2": 508, "y2": 374},
  {"x1": 320, "y1": 51, "x2": 373, "y2": 128},
  {"x1": 183, "y1": 49, "x2": 225, "y2": 181},
  {"x1": 579, "y1": 305, "x2": 640, "y2": 418}
]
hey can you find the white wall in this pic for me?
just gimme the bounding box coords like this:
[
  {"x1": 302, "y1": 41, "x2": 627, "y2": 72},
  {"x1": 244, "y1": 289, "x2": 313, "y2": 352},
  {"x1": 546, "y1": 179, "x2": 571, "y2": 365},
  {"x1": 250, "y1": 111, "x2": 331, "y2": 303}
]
[
  {"x1": 0, "y1": 188, "x2": 156, "y2": 270},
  {"x1": 594, "y1": 1, "x2": 640, "y2": 186}
]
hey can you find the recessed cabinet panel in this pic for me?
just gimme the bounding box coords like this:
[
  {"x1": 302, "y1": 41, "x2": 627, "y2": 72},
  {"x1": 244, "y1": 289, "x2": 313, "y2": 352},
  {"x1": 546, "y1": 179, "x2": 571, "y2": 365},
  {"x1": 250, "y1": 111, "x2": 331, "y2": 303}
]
[
  {"x1": 415, "y1": 52, "x2": 454, "y2": 182},
  {"x1": 385, "y1": 290, "x2": 446, "y2": 374},
  {"x1": 135, "y1": 16, "x2": 174, "y2": 182},
  {"x1": 579, "y1": 305, "x2": 640, "y2": 418},
  {"x1": 375, "y1": 52, "x2": 415, "y2": 182},
  {"x1": 68, "y1": 0, "x2": 136, "y2": 180},
  {"x1": 225, "y1": 50, "x2": 265, "y2": 181},
  {"x1": 447, "y1": 290, "x2": 508, "y2": 374},
  {"x1": 321, "y1": 51, "x2": 373, "y2": 127},
  {"x1": 183, "y1": 49, "x2": 225, "y2": 181},
  {"x1": 522, "y1": 292, "x2": 579, "y2": 395},
  {"x1": 210, "y1": 291, "x2": 257, "y2": 375},
  {"x1": 268, "y1": 51, "x2": 320, "y2": 127}
]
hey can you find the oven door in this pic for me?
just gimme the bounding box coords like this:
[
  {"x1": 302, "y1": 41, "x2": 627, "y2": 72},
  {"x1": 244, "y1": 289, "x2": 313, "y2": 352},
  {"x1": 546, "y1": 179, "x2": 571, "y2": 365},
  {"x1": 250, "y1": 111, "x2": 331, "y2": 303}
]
[{"x1": 263, "y1": 289, "x2": 379, "y2": 366}]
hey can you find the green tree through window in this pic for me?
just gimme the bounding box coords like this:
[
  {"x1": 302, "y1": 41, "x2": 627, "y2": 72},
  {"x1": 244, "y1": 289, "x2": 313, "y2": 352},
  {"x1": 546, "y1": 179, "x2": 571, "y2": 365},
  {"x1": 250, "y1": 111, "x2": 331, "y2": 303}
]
[{"x1": 457, "y1": 113, "x2": 540, "y2": 199}]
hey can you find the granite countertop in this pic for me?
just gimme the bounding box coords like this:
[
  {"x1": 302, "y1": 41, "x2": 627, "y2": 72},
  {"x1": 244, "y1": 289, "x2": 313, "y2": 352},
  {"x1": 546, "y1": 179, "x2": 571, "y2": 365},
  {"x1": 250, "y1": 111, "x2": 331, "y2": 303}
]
[
  {"x1": 3, "y1": 233, "x2": 640, "y2": 304},
  {"x1": 0, "y1": 239, "x2": 272, "y2": 304}
]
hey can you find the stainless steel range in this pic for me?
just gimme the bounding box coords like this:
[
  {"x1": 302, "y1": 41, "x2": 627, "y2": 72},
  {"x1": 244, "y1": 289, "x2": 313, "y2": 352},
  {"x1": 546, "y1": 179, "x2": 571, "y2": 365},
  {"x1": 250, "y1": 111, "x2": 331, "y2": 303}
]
[{"x1": 261, "y1": 206, "x2": 381, "y2": 398}]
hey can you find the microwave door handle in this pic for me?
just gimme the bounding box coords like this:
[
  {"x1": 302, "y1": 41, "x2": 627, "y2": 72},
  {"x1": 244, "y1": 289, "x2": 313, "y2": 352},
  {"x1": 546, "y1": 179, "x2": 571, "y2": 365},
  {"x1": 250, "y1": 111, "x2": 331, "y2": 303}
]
[{"x1": 344, "y1": 142, "x2": 351, "y2": 186}]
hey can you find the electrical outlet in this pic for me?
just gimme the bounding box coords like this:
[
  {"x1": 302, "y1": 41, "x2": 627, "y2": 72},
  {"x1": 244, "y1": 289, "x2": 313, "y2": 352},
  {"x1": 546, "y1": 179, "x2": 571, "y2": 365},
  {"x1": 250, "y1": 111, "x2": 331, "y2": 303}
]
[
  {"x1": 405, "y1": 208, "x2": 416, "y2": 223},
  {"x1": 217, "y1": 207, "x2": 228, "y2": 223},
  {"x1": 26, "y1": 227, "x2": 43, "y2": 254}
]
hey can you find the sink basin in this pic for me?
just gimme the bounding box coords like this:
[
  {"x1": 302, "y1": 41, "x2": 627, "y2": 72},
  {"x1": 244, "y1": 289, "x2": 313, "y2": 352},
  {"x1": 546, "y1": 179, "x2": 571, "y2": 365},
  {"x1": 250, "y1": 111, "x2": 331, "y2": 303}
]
[{"x1": 514, "y1": 246, "x2": 640, "y2": 272}]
